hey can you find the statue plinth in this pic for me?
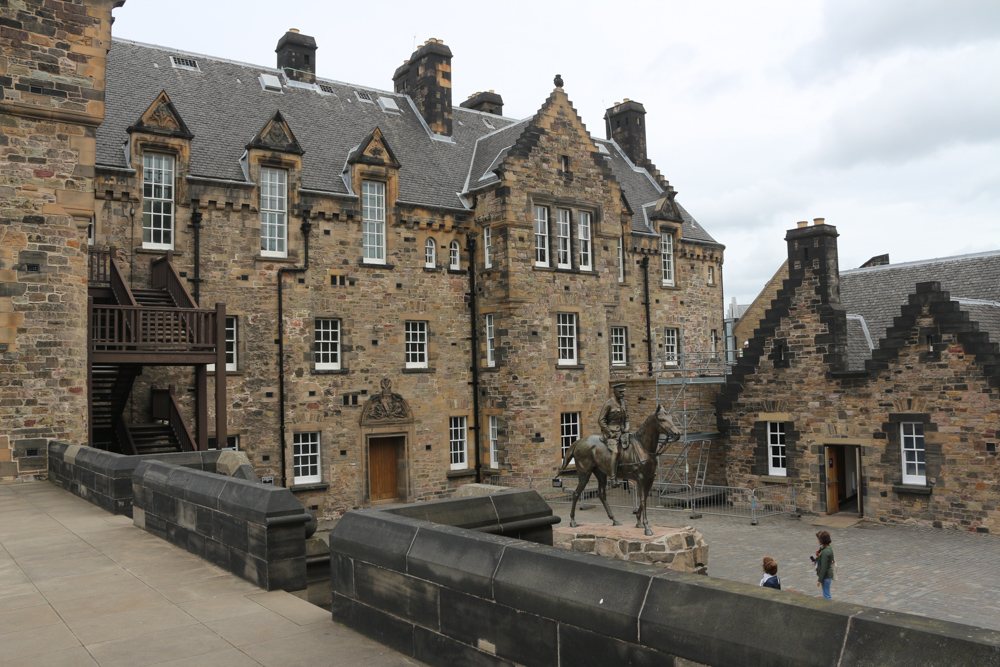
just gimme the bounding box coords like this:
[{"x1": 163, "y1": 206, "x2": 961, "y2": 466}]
[{"x1": 554, "y1": 523, "x2": 708, "y2": 574}]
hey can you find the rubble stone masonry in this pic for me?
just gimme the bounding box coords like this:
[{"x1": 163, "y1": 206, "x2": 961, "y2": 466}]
[{"x1": 1, "y1": 0, "x2": 121, "y2": 479}]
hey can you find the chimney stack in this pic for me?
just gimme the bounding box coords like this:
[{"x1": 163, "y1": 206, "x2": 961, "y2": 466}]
[
  {"x1": 460, "y1": 90, "x2": 503, "y2": 116},
  {"x1": 276, "y1": 29, "x2": 317, "y2": 84},
  {"x1": 785, "y1": 219, "x2": 848, "y2": 370},
  {"x1": 604, "y1": 99, "x2": 647, "y2": 165},
  {"x1": 393, "y1": 38, "x2": 453, "y2": 136}
]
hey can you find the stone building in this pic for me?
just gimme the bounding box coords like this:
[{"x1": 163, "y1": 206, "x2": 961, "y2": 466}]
[
  {"x1": 0, "y1": 0, "x2": 123, "y2": 480},
  {"x1": 3, "y1": 10, "x2": 726, "y2": 516},
  {"x1": 717, "y1": 219, "x2": 1000, "y2": 532}
]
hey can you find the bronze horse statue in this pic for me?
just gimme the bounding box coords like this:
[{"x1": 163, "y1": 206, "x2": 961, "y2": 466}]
[{"x1": 557, "y1": 403, "x2": 680, "y2": 536}]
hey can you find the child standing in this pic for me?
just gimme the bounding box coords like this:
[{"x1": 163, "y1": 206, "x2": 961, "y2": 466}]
[{"x1": 759, "y1": 558, "x2": 781, "y2": 590}]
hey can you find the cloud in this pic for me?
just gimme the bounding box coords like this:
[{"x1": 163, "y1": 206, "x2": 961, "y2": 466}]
[
  {"x1": 793, "y1": 0, "x2": 1000, "y2": 79},
  {"x1": 812, "y1": 46, "x2": 1000, "y2": 167},
  {"x1": 689, "y1": 180, "x2": 810, "y2": 232}
]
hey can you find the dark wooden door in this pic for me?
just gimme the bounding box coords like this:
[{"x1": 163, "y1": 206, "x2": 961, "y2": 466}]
[
  {"x1": 369, "y1": 436, "x2": 401, "y2": 501},
  {"x1": 826, "y1": 446, "x2": 840, "y2": 514}
]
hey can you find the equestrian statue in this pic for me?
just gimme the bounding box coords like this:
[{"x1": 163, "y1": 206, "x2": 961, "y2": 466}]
[{"x1": 557, "y1": 383, "x2": 681, "y2": 536}]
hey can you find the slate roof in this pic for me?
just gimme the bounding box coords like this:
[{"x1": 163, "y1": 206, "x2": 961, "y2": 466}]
[
  {"x1": 839, "y1": 250, "x2": 1000, "y2": 366},
  {"x1": 96, "y1": 38, "x2": 716, "y2": 244}
]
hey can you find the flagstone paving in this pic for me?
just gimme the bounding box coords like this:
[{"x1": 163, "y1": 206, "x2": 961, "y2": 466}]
[{"x1": 0, "y1": 482, "x2": 423, "y2": 667}]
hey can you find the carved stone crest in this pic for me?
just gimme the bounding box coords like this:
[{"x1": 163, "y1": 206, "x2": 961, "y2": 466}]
[
  {"x1": 360, "y1": 378, "x2": 412, "y2": 424},
  {"x1": 264, "y1": 122, "x2": 291, "y2": 148},
  {"x1": 148, "y1": 103, "x2": 179, "y2": 129}
]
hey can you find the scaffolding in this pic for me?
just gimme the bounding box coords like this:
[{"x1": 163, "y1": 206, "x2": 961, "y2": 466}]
[{"x1": 610, "y1": 344, "x2": 733, "y2": 500}]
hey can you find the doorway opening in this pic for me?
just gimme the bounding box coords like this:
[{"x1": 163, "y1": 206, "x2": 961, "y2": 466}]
[
  {"x1": 369, "y1": 435, "x2": 404, "y2": 502},
  {"x1": 824, "y1": 444, "x2": 862, "y2": 517}
]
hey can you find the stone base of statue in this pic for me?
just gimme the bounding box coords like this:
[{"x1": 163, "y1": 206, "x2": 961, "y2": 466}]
[{"x1": 553, "y1": 523, "x2": 708, "y2": 574}]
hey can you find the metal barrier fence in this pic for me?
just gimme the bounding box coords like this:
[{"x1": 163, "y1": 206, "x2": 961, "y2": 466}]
[{"x1": 485, "y1": 475, "x2": 796, "y2": 525}]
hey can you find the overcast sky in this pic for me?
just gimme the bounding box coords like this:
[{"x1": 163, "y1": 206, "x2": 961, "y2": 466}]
[{"x1": 111, "y1": 0, "x2": 1000, "y2": 307}]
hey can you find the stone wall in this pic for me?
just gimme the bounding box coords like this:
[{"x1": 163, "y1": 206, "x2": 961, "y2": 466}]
[
  {"x1": 718, "y1": 222, "x2": 1000, "y2": 532},
  {"x1": 330, "y1": 493, "x2": 1000, "y2": 666},
  {"x1": 132, "y1": 459, "x2": 310, "y2": 591},
  {"x1": 553, "y1": 524, "x2": 708, "y2": 573},
  {"x1": 0, "y1": 0, "x2": 120, "y2": 479},
  {"x1": 48, "y1": 440, "x2": 257, "y2": 516}
]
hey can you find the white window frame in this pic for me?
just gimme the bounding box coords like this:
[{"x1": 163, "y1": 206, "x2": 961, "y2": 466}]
[
  {"x1": 711, "y1": 329, "x2": 719, "y2": 355},
  {"x1": 578, "y1": 212, "x2": 592, "y2": 271},
  {"x1": 901, "y1": 422, "x2": 926, "y2": 485},
  {"x1": 664, "y1": 327, "x2": 679, "y2": 365},
  {"x1": 611, "y1": 326, "x2": 627, "y2": 366},
  {"x1": 768, "y1": 422, "x2": 787, "y2": 477},
  {"x1": 708, "y1": 265, "x2": 715, "y2": 285},
  {"x1": 142, "y1": 153, "x2": 175, "y2": 250},
  {"x1": 207, "y1": 316, "x2": 238, "y2": 373},
  {"x1": 362, "y1": 180, "x2": 386, "y2": 264},
  {"x1": 209, "y1": 434, "x2": 240, "y2": 451},
  {"x1": 293, "y1": 431, "x2": 321, "y2": 484},
  {"x1": 424, "y1": 238, "x2": 436, "y2": 268},
  {"x1": 534, "y1": 206, "x2": 549, "y2": 267},
  {"x1": 561, "y1": 412, "x2": 580, "y2": 460},
  {"x1": 557, "y1": 313, "x2": 577, "y2": 366},
  {"x1": 617, "y1": 236, "x2": 625, "y2": 283},
  {"x1": 314, "y1": 318, "x2": 341, "y2": 370},
  {"x1": 485, "y1": 313, "x2": 495, "y2": 367},
  {"x1": 483, "y1": 226, "x2": 492, "y2": 269},
  {"x1": 449, "y1": 416, "x2": 468, "y2": 470},
  {"x1": 260, "y1": 167, "x2": 287, "y2": 257},
  {"x1": 488, "y1": 415, "x2": 499, "y2": 467},
  {"x1": 556, "y1": 208, "x2": 572, "y2": 269},
  {"x1": 88, "y1": 216, "x2": 95, "y2": 246},
  {"x1": 405, "y1": 321, "x2": 428, "y2": 369},
  {"x1": 449, "y1": 240, "x2": 461, "y2": 270},
  {"x1": 661, "y1": 232, "x2": 674, "y2": 286}
]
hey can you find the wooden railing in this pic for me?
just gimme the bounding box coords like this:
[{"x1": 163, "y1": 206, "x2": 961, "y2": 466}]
[
  {"x1": 152, "y1": 386, "x2": 197, "y2": 452},
  {"x1": 114, "y1": 415, "x2": 138, "y2": 455},
  {"x1": 89, "y1": 247, "x2": 137, "y2": 306},
  {"x1": 151, "y1": 252, "x2": 197, "y2": 309},
  {"x1": 91, "y1": 305, "x2": 218, "y2": 355}
]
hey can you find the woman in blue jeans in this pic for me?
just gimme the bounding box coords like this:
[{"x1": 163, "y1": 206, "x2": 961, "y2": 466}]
[{"x1": 812, "y1": 531, "x2": 835, "y2": 599}]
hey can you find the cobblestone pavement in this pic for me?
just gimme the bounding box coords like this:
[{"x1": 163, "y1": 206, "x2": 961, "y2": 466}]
[{"x1": 550, "y1": 502, "x2": 1000, "y2": 632}]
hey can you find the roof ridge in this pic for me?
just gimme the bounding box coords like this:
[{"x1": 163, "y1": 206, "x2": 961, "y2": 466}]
[{"x1": 842, "y1": 249, "x2": 1000, "y2": 275}]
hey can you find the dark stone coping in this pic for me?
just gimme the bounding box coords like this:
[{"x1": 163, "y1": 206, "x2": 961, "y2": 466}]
[
  {"x1": 893, "y1": 484, "x2": 933, "y2": 495},
  {"x1": 330, "y1": 489, "x2": 1000, "y2": 667},
  {"x1": 445, "y1": 469, "x2": 477, "y2": 479},
  {"x1": 133, "y1": 460, "x2": 308, "y2": 592}
]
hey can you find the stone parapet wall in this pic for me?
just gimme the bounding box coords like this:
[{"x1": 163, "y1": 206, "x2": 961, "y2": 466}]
[
  {"x1": 48, "y1": 441, "x2": 256, "y2": 516},
  {"x1": 132, "y1": 459, "x2": 309, "y2": 591},
  {"x1": 330, "y1": 490, "x2": 1000, "y2": 666}
]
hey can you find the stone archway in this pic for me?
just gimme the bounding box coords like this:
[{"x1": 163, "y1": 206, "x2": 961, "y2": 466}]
[{"x1": 359, "y1": 378, "x2": 414, "y2": 504}]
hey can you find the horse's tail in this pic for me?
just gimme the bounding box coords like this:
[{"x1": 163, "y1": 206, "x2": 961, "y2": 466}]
[{"x1": 558, "y1": 440, "x2": 579, "y2": 473}]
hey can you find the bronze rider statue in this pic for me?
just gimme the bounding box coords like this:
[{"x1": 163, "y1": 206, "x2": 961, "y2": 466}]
[{"x1": 598, "y1": 383, "x2": 630, "y2": 482}]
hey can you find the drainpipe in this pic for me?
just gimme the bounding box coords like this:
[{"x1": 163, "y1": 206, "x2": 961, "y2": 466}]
[
  {"x1": 641, "y1": 254, "x2": 653, "y2": 377},
  {"x1": 278, "y1": 210, "x2": 312, "y2": 488},
  {"x1": 465, "y1": 234, "x2": 482, "y2": 483},
  {"x1": 188, "y1": 201, "x2": 203, "y2": 305}
]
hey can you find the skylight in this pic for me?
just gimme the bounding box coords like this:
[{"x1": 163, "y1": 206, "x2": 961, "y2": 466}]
[
  {"x1": 319, "y1": 84, "x2": 335, "y2": 94},
  {"x1": 482, "y1": 117, "x2": 495, "y2": 130},
  {"x1": 259, "y1": 73, "x2": 283, "y2": 92},
  {"x1": 355, "y1": 91, "x2": 374, "y2": 103},
  {"x1": 378, "y1": 96, "x2": 400, "y2": 113},
  {"x1": 169, "y1": 56, "x2": 200, "y2": 72}
]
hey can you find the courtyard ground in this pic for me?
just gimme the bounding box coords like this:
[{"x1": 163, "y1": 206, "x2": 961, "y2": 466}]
[{"x1": 550, "y1": 501, "x2": 1000, "y2": 632}]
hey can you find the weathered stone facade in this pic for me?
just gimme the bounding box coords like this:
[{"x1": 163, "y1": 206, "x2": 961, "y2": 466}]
[
  {"x1": 4, "y1": 15, "x2": 725, "y2": 516},
  {"x1": 718, "y1": 220, "x2": 1000, "y2": 532},
  {"x1": 0, "y1": 0, "x2": 122, "y2": 479}
]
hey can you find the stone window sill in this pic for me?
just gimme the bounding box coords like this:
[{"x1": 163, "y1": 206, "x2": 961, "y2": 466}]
[
  {"x1": 290, "y1": 482, "x2": 329, "y2": 493},
  {"x1": 556, "y1": 364, "x2": 585, "y2": 370},
  {"x1": 893, "y1": 484, "x2": 932, "y2": 496},
  {"x1": 446, "y1": 469, "x2": 477, "y2": 479},
  {"x1": 447, "y1": 268, "x2": 464, "y2": 275},
  {"x1": 137, "y1": 248, "x2": 182, "y2": 257},
  {"x1": 312, "y1": 368, "x2": 350, "y2": 375},
  {"x1": 759, "y1": 475, "x2": 790, "y2": 484},
  {"x1": 359, "y1": 260, "x2": 395, "y2": 270},
  {"x1": 402, "y1": 367, "x2": 436, "y2": 374},
  {"x1": 255, "y1": 255, "x2": 300, "y2": 264}
]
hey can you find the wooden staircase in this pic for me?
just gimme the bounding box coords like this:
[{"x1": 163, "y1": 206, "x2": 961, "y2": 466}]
[
  {"x1": 128, "y1": 422, "x2": 182, "y2": 454},
  {"x1": 131, "y1": 288, "x2": 178, "y2": 308}
]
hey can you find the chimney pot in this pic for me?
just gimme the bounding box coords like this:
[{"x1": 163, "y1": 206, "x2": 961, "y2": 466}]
[
  {"x1": 814, "y1": 218, "x2": 825, "y2": 226},
  {"x1": 797, "y1": 221, "x2": 808, "y2": 228},
  {"x1": 289, "y1": 28, "x2": 299, "y2": 33}
]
